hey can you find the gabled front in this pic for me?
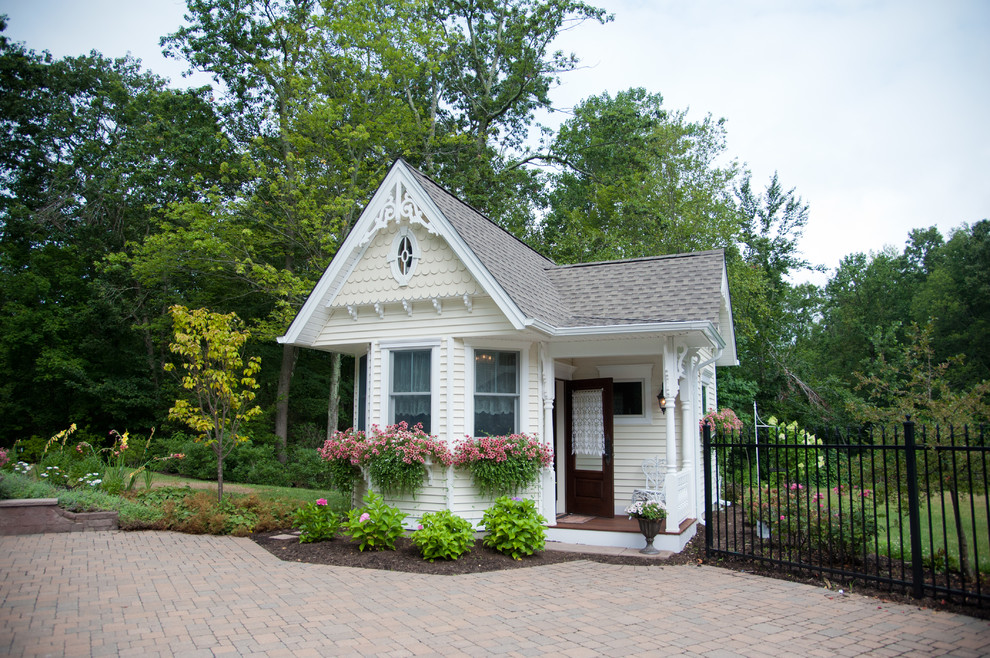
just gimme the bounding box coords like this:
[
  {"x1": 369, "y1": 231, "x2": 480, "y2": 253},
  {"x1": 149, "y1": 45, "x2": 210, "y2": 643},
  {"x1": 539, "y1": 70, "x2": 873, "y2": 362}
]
[{"x1": 278, "y1": 159, "x2": 531, "y2": 352}]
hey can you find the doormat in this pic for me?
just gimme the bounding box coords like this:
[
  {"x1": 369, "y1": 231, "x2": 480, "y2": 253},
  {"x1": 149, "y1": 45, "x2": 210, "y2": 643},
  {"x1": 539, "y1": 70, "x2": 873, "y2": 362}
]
[{"x1": 556, "y1": 514, "x2": 593, "y2": 524}]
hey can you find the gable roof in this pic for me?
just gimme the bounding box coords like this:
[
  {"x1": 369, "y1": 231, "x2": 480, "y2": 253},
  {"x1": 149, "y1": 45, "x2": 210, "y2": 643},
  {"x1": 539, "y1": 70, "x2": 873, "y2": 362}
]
[{"x1": 279, "y1": 159, "x2": 736, "y2": 364}]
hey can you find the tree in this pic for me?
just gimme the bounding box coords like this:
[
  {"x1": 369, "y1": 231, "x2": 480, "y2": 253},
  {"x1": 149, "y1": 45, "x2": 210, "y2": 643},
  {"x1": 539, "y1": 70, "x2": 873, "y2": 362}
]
[
  {"x1": 164, "y1": 305, "x2": 263, "y2": 502},
  {"x1": 539, "y1": 88, "x2": 741, "y2": 263},
  {"x1": 0, "y1": 19, "x2": 231, "y2": 443},
  {"x1": 851, "y1": 321, "x2": 989, "y2": 580}
]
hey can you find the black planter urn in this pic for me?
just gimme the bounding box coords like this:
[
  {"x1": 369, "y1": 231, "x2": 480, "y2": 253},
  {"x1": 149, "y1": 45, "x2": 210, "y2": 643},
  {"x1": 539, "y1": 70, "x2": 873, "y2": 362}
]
[{"x1": 637, "y1": 517, "x2": 664, "y2": 555}]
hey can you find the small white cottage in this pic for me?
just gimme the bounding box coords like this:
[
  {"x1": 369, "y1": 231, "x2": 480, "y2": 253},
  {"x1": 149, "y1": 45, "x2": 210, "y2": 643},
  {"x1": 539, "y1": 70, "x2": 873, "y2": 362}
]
[{"x1": 279, "y1": 159, "x2": 736, "y2": 551}]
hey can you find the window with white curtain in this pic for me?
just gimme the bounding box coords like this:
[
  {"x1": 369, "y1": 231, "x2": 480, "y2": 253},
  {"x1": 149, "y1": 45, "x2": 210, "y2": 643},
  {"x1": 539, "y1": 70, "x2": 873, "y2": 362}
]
[
  {"x1": 390, "y1": 349, "x2": 431, "y2": 432},
  {"x1": 474, "y1": 350, "x2": 518, "y2": 436}
]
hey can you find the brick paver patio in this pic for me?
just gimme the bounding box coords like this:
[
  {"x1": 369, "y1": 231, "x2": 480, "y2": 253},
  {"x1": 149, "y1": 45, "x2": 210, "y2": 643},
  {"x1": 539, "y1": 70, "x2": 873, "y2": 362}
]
[{"x1": 2, "y1": 531, "x2": 990, "y2": 656}]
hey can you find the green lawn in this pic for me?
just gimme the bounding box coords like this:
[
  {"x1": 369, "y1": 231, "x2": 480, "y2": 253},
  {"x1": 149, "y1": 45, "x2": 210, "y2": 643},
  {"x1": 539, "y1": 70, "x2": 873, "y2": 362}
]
[
  {"x1": 150, "y1": 472, "x2": 347, "y2": 508},
  {"x1": 880, "y1": 493, "x2": 990, "y2": 574}
]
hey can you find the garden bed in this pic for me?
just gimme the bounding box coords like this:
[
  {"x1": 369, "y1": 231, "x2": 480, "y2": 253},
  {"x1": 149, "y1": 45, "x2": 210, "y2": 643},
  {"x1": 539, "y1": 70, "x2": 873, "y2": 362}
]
[{"x1": 251, "y1": 530, "x2": 705, "y2": 575}]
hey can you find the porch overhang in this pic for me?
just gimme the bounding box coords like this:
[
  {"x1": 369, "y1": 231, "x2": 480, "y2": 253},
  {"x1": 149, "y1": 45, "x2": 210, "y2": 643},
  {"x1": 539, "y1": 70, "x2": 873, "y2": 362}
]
[{"x1": 530, "y1": 320, "x2": 732, "y2": 365}]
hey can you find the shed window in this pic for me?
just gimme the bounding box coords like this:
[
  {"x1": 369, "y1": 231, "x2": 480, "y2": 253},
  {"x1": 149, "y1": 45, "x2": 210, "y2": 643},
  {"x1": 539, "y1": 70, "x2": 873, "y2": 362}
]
[
  {"x1": 390, "y1": 349, "x2": 431, "y2": 432},
  {"x1": 613, "y1": 381, "x2": 644, "y2": 416},
  {"x1": 474, "y1": 350, "x2": 518, "y2": 436}
]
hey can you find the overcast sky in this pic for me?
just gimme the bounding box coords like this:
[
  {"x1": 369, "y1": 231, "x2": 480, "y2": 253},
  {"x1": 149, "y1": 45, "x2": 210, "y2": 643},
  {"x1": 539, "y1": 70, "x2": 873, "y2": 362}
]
[{"x1": 2, "y1": 0, "x2": 987, "y2": 285}]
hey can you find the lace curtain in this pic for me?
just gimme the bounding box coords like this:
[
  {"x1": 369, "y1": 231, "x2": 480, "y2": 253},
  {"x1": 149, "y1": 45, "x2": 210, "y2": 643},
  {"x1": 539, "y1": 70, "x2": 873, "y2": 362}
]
[{"x1": 572, "y1": 389, "x2": 605, "y2": 456}]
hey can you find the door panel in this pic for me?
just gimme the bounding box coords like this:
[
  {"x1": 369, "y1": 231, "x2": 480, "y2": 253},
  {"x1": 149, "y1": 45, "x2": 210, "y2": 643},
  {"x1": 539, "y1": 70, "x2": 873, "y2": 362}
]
[{"x1": 565, "y1": 378, "x2": 614, "y2": 517}]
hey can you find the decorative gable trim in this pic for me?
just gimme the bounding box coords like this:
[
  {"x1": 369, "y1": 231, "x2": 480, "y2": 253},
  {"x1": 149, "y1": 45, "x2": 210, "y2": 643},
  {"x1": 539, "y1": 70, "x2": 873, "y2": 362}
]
[{"x1": 357, "y1": 181, "x2": 438, "y2": 248}]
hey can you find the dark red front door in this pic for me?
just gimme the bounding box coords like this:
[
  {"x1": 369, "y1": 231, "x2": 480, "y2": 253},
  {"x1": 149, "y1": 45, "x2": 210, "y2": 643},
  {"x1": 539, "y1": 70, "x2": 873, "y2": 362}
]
[{"x1": 565, "y1": 378, "x2": 614, "y2": 517}]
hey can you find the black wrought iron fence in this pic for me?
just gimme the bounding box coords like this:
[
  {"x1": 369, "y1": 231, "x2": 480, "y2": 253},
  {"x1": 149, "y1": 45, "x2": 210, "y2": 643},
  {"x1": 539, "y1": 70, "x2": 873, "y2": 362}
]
[{"x1": 703, "y1": 420, "x2": 990, "y2": 607}]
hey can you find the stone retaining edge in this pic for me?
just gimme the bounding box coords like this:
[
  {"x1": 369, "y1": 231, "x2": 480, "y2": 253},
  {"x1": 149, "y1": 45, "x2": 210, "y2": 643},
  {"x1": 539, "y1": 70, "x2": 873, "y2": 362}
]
[{"x1": 0, "y1": 498, "x2": 119, "y2": 535}]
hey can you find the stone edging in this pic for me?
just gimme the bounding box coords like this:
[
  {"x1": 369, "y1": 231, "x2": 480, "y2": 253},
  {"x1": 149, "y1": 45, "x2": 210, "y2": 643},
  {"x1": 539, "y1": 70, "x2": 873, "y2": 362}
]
[{"x1": 0, "y1": 498, "x2": 119, "y2": 535}]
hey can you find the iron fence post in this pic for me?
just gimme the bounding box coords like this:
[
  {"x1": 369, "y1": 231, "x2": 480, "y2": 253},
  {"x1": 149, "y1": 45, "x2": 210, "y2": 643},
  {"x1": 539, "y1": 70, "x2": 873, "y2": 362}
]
[
  {"x1": 904, "y1": 416, "x2": 925, "y2": 599},
  {"x1": 703, "y1": 424, "x2": 713, "y2": 557}
]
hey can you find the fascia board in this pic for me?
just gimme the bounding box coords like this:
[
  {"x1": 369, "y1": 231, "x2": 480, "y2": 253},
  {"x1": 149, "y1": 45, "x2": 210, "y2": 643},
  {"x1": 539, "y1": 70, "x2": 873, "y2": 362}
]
[
  {"x1": 399, "y1": 163, "x2": 529, "y2": 330},
  {"x1": 548, "y1": 321, "x2": 725, "y2": 346}
]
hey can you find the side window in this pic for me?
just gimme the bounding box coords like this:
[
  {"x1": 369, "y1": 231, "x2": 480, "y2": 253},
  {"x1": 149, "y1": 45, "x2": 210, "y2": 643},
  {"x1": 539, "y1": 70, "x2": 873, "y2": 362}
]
[
  {"x1": 474, "y1": 350, "x2": 518, "y2": 436},
  {"x1": 390, "y1": 349, "x2": 431, "y2": 432},
  {"x1": 613, "y1": 381, "x2": 644, "y2": 416}
]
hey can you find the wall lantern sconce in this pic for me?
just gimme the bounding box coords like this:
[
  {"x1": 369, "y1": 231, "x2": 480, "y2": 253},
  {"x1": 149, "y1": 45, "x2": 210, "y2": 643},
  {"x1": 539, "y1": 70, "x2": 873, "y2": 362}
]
[{"x1": 657, "y1": 384, "x2": 666, "y2": 414}]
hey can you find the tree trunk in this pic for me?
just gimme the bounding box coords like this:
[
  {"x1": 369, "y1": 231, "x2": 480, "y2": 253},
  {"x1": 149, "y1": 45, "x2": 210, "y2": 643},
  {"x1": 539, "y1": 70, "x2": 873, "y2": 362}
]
[
  {"x1": 327, "y1": 352, "x2": 341, "y2": 438},
  {"x1": 950, "y1": 486, "x2": 975, "y2": 580},
  {"x1": 274, "y1": 344, "x2": 299, "y2": 463},
  {"x1": 215, "y1": 442, "x2": 224, "y2": 504}
]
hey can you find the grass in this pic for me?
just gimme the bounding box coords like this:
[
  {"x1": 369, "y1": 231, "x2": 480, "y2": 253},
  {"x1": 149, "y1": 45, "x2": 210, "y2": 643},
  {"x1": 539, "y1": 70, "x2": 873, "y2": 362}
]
[
  {"x1": 150, "y1": 472, "x2": 347, "y2": 508},
  {"x1": 882, "y1": 493, "x2": 990, "y2": 574}
]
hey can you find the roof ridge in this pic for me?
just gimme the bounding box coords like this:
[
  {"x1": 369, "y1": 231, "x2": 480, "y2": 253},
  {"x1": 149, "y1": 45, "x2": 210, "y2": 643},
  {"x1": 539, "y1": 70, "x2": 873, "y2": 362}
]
[{"x1": 548, "y1": 249, "x2": 724, "y2": 271}]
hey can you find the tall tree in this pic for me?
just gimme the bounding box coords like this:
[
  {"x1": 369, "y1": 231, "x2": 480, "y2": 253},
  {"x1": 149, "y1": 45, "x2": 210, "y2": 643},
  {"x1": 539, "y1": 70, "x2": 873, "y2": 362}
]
[
  {"x1": 539, "y1": 88, "x2": 741, "y2": 263},
  {"x1": 0, "y1": 20, "x2": 230, "y2": 443}
]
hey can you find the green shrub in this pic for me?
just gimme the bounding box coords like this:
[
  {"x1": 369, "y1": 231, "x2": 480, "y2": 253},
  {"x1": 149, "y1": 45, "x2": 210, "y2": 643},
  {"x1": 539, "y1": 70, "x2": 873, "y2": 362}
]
[
  {"x1": 341, "y1": 491, "x2": 407, "y2": 551},
  {"x1": 0, "y1": 471, "x2": 58, "y2": 499},
  {"x1": 229, "y1": 443, "x2": 288, "y2": 486},
  {"x1": 411, "y1": 509, "x2": 475, "y2": 561},
  {"x1": 286, "y1": 447, "x2": 332, "y2": 489},
  {"x1": 293, "y1": 498, "x2": 339, "y2": 543},
  {"x1": 172, "y1": 438, "x2": 216, "y2": 480},
  {"x1": 481, "y1": 496, "x2": 547, "y2": 559}
]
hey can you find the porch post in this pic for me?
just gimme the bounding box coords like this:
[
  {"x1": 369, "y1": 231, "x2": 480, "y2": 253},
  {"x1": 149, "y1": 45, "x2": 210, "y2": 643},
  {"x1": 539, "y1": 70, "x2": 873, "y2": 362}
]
[
  {"x1": 539, "y1": 343, "x2": 557, "y2": 524},
  {"x1": 662, "y1": 338, "x2": 678, "y2": 475},
  {"x1": 679, "y1": 351, "x2": 699, "y2": 518}
]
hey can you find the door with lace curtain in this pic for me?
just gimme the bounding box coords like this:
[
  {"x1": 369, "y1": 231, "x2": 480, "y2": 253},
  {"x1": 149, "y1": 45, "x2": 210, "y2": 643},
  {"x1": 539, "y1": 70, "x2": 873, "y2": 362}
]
[{"x1": 565, "y1": 378, "x2": 614, "y2": 517}]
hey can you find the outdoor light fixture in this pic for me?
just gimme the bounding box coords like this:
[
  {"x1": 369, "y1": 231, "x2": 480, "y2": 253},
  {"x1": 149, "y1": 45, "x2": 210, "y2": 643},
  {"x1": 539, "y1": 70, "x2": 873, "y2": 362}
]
[{"x1": 657, "y1": 384, "x2": 666, "y2": 414}]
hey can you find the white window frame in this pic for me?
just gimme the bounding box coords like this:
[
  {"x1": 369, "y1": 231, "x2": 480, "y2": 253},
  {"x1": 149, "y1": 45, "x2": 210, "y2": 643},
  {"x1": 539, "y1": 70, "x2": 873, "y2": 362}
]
[
  {"x1": 597, "y1": 364, "x2": 653, "y2": 425},
  {"x1": 387, "y1": 226, "x2": 421, "y2": 286},
  {"x1": 379, "y1": 339, "x2": 440, "y2": 432},
  {"x1": 466, "y1": 343, "x2": 530, "y2": 437}
]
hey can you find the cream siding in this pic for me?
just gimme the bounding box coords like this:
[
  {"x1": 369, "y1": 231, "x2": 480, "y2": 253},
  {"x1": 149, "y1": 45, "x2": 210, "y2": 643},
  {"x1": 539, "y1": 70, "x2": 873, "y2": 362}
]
[{"x1": 315, "y1": 297, "x2": 516, "y2": 347}]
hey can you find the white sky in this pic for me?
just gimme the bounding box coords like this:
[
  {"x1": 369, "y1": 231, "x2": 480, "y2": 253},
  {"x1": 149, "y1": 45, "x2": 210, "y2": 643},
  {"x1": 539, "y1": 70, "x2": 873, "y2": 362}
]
[{"x1": 2, "y1": 0, "x2": 988, "y2": 286}]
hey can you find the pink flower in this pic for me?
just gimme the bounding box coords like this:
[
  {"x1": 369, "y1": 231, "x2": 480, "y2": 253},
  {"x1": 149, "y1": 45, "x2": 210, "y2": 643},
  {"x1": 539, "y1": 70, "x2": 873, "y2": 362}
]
[
  {"x1": 316, "y1": 498, "x2": 327, "y2": 506},
  {"x1": 417, "y1": 525, "x2": 423, "y2": 530},
  {"x1": 359, "y1": 513, "x2": 370, "y2": 523}
]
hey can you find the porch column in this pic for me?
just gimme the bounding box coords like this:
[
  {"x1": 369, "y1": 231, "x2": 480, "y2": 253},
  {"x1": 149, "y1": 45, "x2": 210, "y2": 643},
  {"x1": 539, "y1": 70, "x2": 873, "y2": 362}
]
[
  {"x1": 539, "y1": 343, "x2": 557, "y2": 524},
  {"x1": 679, "y1": 352, "x2": 699, "y2": 518},
  {"x1": 662, "y1": 338, "x2": 678, "y2": 475}
]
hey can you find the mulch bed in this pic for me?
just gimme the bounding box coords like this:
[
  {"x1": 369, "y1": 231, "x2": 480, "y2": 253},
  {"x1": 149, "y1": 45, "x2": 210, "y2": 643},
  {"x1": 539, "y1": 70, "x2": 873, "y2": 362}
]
[
  {"x1": 251, "y1": 525, "x2": 990, "y2": 619},
  {"x1": 251, "y1": 531, "x2": 705, "y2": 576}
]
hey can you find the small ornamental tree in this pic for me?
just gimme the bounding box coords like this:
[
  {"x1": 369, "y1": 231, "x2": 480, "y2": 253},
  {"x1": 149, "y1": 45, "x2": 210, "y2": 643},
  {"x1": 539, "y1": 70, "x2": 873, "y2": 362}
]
[{"x1": 164, "y1": 305, "x2": 262, "y2": 502}]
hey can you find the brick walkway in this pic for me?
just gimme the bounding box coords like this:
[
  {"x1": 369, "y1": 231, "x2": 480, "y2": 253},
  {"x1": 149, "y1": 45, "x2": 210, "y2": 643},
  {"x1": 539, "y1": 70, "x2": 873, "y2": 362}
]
[{"x1": 2, "y1": 531, "x2": 990, "y2": 657}]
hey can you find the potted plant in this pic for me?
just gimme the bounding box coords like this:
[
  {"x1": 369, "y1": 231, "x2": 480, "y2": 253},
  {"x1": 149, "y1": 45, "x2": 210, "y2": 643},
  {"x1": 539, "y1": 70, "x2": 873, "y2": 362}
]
[{"x1": 625, "y1": 499, "x2": 667, "y2": 554}]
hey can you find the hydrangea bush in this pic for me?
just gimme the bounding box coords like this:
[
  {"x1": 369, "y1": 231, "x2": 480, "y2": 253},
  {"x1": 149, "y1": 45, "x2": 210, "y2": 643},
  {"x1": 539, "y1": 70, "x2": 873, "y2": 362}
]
[
  {"x1": 481, "y1": 496, "x2": 547, "y2": 560},
  {"x1": 293, "y1": 498, "x2": 340, "y2": 543},
  {"x1": 411, "y1": 509, "x2": 475, "y2": 562},
  {"x1": 341, "y1": 491, "x2": 407, "y2": 551}
]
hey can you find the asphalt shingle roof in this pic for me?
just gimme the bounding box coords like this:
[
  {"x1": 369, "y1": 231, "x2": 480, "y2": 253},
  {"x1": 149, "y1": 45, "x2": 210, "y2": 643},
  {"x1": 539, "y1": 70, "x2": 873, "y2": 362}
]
[{"x1": 405, "y1": 162, "x2": 726, "y2": 330}]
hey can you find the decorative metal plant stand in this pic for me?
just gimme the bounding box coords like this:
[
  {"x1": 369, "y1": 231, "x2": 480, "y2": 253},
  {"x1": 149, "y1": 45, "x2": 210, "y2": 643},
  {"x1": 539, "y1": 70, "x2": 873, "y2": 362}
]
[{"x1": 637, "y1": 518, "x2": 663, "y2": 554}]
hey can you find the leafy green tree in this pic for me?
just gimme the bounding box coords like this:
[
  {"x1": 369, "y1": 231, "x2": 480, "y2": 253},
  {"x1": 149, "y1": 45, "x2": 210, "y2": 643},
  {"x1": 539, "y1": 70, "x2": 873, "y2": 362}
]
[
  {"x1": 851, "y1": 321, "x2": 989, "y2": 579},
  {"x1": 164, "y1": 305, "x2": 263, "y2": 502},
  {"x1": 0, "y1": 20, "x2": 230, "y2": 444},
  {"x1": 539, "y1": 88, "x2": 741, "y2": 263}
]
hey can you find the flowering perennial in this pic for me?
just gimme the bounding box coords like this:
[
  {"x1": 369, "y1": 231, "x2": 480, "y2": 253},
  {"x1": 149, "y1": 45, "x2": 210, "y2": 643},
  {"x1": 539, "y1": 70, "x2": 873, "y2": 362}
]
[{"x1": 700, "y1": 408, "x2": 743, "y2": 433}]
